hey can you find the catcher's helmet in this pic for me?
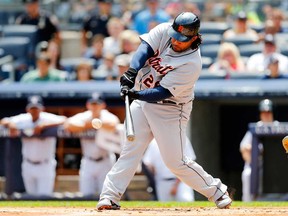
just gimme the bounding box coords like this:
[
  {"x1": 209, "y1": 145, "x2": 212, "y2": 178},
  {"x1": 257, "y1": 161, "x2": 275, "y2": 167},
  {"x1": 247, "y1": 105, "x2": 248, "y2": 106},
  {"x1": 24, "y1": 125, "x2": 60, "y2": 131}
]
[
  {"x1": 259, "y1": 99, "x2": 273, "y2": 112},
  {"x1": 168, "y1": 12, "x2": 200, "y2": 42}
]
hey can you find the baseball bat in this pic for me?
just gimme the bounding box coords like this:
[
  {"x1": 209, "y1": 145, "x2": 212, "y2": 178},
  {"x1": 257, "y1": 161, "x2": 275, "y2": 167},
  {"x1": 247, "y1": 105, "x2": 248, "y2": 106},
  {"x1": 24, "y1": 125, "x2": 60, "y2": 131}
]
[{"x1": 125, "y1": 94, "x2": 135, "y2": 141}]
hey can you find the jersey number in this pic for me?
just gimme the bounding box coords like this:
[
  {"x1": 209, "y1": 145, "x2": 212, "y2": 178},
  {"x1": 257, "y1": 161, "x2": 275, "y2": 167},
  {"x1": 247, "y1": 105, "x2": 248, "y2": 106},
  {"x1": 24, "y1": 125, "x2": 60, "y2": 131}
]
[{"x1": 143, "y1": 75, "x2": 160, "y2": 88}]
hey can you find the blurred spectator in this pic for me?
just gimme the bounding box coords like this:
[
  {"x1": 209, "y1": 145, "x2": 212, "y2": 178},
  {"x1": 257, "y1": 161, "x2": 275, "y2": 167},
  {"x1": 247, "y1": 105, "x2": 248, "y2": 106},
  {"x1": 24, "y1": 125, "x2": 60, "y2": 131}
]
[
  {"x1": 165, "y1": 2, "x2": 183, "y2": 20},
  {"x1": 0, "y1": 95, "x2": 66, "y2": 196},
  {"x1": 110, "y1": 53, "x2": 131, "y2": 81},
  {"x1": 208, "y1": 42, "x2": 246, "y2": 76},
  {"x1": 270, "y1": 8, "x2": 288, "y2": 33},
  {"x1": 81, "y1": 0, "x2": 114, "y2": 54},
  {"x1": 92, "y1": 52, "x2": 117, "y2": 80},
  {"x1": 20, "y1": 53, "x2": 66, "y2": 82},
  {"x1": 257, "y1": 19, "x2": 278, "y2": 43},
  {"x1": 103, "y1": 17, "x2": 126, "y2": 56},
  {"x1": 83, "y1": 34, "x2": 105, "y2": 69},
  {"x1": 16, "y1": 0, "x2": 61, "y2": 46},
  {"x1": 132, "y1": 0, "x2": 171, "y2": 34},
  {"x1": 246, "y1": 34, "x2": 288, "y2": 74},
  {"x1": 119, "y1": 29, "x2": 141, "y2": 54},
  {"x1": 262, "y1": 55, "x2": 288, "y2": 79},
  {"x1": 183, "y1": 2, "x2": 201, "y2": 18},
  {"x1": 143, "y1": 137, "x2": 196, "y2": 201},
  {"x1": 35, "y1": 39, "x2": 62, "y2": 70},
  {"x1": 240, "y1": 99, "x2": 278, "y2": 202},
  {"x1": 74, "y1": 60, "x2": 94, "y2": 81},
  {"x1": 64, "y1": 93, "x2": 121, "y2": 196},
  {"x1": 223, "y1": 11, "x2": 259, "y2": 41}
]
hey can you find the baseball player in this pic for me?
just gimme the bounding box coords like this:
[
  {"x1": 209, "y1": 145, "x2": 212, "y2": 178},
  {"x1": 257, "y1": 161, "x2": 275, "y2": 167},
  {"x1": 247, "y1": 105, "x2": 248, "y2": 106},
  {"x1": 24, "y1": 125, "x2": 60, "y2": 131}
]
[
  {"x1": 240, "y1": 99, "x2": 278, "y2": 202},
  {"x1": 64, "y1": 93, "x2": 121, "y2": 196},
  {"x1": 0, "y1": 95, "x2": 66, "y2": 196},
  {"x1": 97, "y1": 12, "x2": 232, "y2": 210},
  {"x1": 143, "y1": 136, "x2": 196, "y2": 201}
]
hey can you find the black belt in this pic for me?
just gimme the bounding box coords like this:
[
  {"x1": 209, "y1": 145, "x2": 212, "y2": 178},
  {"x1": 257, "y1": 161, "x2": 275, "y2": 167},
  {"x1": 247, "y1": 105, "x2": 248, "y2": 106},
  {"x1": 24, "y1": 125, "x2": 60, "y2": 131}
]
[
  {"x1": 25, "y1": 158, "x2": 49, "y2": 165},
  {"x1": 86, "y1": 156, "x2": 107, "y2": 162},
  {"x1": 151, "y1": 100, "x2": 192, "y2": 106},
  {"x1": 162, "y1": 177, "x2": 177, "y2": 181}
]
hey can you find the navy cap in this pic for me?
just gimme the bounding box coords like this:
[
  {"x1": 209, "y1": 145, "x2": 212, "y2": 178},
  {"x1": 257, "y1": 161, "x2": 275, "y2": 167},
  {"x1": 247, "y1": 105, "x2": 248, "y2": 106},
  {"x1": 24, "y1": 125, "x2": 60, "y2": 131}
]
[
  {"x1": 87, "y1": 92, "x2": 105, "y2": 104},
  {"x1": 98, "y1": 0, "x2": 113, "y2": 3},
  {"x1": 259, "y1": 99, "x2": 273, "y2": 112},
  {"x1": 23, "y1": 0, "x2": 38, "y2": 3},
  {"x1": 26, "y1": 95, "x2": 44, "y2": 109}
]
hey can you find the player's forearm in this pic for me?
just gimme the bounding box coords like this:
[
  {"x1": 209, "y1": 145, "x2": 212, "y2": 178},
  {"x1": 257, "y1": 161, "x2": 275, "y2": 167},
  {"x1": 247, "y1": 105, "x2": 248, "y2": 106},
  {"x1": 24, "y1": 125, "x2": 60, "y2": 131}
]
[{"x1": 132, "y1": 86, "x2": 172, "y2": 102}]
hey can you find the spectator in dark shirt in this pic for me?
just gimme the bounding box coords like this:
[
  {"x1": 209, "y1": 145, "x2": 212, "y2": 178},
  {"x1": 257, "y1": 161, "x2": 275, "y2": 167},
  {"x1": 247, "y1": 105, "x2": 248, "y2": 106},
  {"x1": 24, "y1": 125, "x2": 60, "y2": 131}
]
[
  {"x1": 81, "y1": 0, "x2": 114, "y2": 54},
  {"x1": 16, "y1": 0, "x2": 61, "y2": 46},
  {"x1": 83, "y1": 34, "x2": 105, "y2": 69}
]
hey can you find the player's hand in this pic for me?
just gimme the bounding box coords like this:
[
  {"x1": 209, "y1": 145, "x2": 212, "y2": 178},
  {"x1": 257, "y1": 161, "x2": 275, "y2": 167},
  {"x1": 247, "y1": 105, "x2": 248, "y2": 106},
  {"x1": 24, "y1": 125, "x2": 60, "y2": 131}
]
[
  {"x1": 120, "y1": 68, "x2": 137, "y2": 89},
  {"x1": 120, "y1": 86, "x2": 139, "y2": 101}
]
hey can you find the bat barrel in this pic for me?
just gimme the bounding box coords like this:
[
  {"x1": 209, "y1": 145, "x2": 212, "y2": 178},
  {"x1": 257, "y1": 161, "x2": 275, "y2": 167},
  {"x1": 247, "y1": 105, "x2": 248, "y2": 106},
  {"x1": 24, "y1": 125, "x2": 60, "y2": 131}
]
[{"x1": 125, "y1": 95, "x2": 135, "y2": 141}]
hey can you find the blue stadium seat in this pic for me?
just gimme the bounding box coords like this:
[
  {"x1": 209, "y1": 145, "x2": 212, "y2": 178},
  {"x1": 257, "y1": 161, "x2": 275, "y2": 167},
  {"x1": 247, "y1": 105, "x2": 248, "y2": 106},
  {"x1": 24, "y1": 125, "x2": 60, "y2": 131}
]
[
  {"x1": 60, "y1": 57, "x2": 96, "y2": 80},
  {"x1": 0, "y1": 37, "x2": 30, "y2": 81},
  {"x1": 223, "y1": 35, "x2": 257, "y2": 46},
  {"x1": 202, "y1": 33, "x2": 222, "y2": 45},
  {"x1": 228, "y1": 71, "x2": 264, "y2": 79},
  {"x1": 200, "y1": 44, "x2": 221, "y2": 60},
  {"x1": 2, "y1": 25, "x2": 38, "y2": 67},
  {"x1": 238, "y1": 43, "x2": 263, "y2": 57},
  {"x1": 200, "y1": 22, "x2": 229, "y2": 35},
  {"x1": 199, "y1": 69, "x2": 226, "y2": 79},
  {"x1": 202, "y1": 56, "x2": 213, "y2": 69}
]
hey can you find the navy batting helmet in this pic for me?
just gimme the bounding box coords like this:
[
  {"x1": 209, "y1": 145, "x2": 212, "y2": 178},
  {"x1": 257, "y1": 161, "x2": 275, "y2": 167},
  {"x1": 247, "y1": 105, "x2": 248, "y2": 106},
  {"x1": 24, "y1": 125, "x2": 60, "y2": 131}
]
[
  {"x1": 259, "y1": 99, "x2": 273, "y2": 112},
  {"x1": 168, "y1": 12, "x2": 200, "y2": 42}
]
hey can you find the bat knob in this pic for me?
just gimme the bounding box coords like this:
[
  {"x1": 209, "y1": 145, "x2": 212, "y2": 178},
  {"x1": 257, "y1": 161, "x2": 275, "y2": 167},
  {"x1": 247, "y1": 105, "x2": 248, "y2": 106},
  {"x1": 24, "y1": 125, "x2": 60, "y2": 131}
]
[{"x1": 127, "y1": 135, "x2": 135, "y2": 141}]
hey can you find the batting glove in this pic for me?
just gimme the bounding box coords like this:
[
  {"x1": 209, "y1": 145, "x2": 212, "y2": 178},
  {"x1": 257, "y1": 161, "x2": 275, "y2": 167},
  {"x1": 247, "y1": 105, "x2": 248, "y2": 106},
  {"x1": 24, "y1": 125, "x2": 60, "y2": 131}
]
[
  {"x1": 120, "y1": 86, "x2": 139, "y2": 101},
  {"x1": 120, "y1": 68, "x2": 137, "y2": 89}
]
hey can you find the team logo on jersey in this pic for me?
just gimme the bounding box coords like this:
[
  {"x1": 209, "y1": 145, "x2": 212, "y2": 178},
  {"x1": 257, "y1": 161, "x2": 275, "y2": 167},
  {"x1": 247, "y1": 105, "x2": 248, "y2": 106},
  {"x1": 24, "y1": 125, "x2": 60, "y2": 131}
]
[{"x1": 148, "y1": 50, "x2": 173, "y2": 75}]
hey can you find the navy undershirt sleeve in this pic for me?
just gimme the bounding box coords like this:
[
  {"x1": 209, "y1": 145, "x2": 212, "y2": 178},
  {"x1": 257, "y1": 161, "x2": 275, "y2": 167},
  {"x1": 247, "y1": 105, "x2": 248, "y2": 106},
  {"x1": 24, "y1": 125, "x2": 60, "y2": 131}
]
[
  {"x1": 137, "y1": 86, "x2": 173, "y2": 102},
  {"x1": 130, "y1": 40, "x2": 154, "y2": 71}
]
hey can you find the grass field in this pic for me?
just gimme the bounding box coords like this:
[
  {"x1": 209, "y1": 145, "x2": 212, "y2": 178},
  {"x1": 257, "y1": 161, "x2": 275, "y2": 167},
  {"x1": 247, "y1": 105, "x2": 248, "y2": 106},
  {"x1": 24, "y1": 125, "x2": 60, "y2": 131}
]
[{"x1": 0, "y1": 200, "x2": 287, "y2": 207}]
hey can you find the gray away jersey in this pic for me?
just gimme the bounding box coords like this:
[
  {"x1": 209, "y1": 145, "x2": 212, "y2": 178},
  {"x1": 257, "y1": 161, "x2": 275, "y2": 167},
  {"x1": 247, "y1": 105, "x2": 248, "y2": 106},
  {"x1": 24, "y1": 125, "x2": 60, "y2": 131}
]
[{"x1": 135, "y1": 22, "x2": 202, "y2": 104}]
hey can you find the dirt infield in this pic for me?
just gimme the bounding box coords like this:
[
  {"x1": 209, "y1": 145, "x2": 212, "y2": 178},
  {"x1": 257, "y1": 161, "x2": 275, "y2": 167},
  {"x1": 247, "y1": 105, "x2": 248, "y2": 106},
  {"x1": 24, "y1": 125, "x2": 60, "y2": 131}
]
[{"x1": 1, "y1": 207, "x2": 288, "y2": 216}]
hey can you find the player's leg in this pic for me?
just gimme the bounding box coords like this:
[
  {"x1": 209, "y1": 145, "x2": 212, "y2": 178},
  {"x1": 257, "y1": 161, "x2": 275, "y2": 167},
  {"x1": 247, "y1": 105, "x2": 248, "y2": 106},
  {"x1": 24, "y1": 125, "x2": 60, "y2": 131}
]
[
  {"x1": 241, "y1": 163, "x2": 252, "y2": 202},
  {"x1": 176, "y1": 182, "x2": 195, "y2": 202},
  {"x1": 95, "y1": 157, "x2": 114, "y2": 195},
  {"x1": 37, "y1": 159, "x2": 56, "y2": 196},
  {"x1": 21, "y1": 161, "x2": 37, "y2": 195},
  {"x1": 79, "y1": 158, "x2": 97, "y2": 196},
  {"x1": 145, "y1": 102, "x2": 231, "y2": 208},
  {"x1": 97, "y1": 100, "x2": 153, "y2": 209},
  {"x1": 156, "y1": 179, "x2": 174, "y2": 201}
]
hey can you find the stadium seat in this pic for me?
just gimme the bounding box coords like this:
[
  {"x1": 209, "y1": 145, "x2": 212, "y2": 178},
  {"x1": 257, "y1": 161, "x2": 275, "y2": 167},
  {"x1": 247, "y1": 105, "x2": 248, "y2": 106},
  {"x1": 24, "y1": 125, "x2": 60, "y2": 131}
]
[
  {"x1": 200, "y1": 44, "x2": 221, "y2": 60},
  {"x1": 0, "y1": 37, "x2": 31, "y2": 81},
  {"x1": 202, "y1": 56, "x2": 213, "y2": 69},
  {"x1": 201, "y1": 33, "x2": 222, "y2": 45},
  {"x1": 60, "y1": 57, "x2": 96, "y2": 80},
  {"x1": 223, "y1": 35, "x2": 257, "y2": 46},
  {"x1": 228, "y1": 71, "x2": 264, "y2": 79},
  {"x1": 2, "y1": 25, "x2": 38, "y2": 66},
  {"x1": 199, "y1": 69, "x2": 226, "y2": 79},
  {"x1": 238, "y1": 43, "x2": 263, "y2": 57},
  {"x1": 200, "y1": 22, "x2": 229, "y2": 35}
]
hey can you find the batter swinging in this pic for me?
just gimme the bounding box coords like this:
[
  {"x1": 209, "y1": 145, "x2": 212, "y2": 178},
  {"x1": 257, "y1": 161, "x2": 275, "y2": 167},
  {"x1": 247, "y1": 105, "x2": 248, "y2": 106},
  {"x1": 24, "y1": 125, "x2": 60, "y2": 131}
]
[{"x1": 97, "y1": 12, "x2": 232, "y2": 210}]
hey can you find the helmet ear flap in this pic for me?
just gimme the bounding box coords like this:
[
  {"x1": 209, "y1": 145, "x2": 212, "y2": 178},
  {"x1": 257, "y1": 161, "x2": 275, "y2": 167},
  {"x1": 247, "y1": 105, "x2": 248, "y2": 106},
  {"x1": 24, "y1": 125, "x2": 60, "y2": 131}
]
[{"x1": 168, "y1": 12, "x2": 201, "y2": 42}]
